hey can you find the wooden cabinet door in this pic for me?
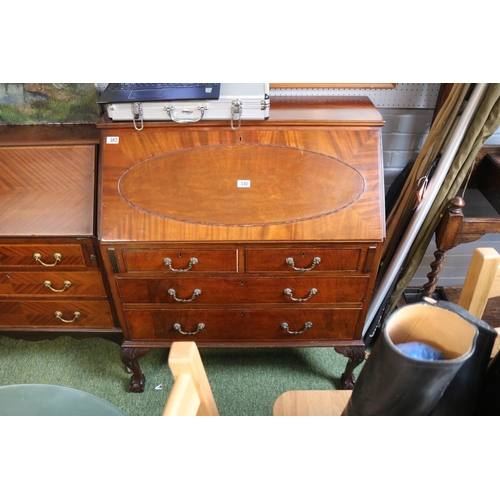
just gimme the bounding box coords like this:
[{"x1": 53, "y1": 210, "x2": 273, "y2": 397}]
[{"x1": 0, "y1": 145, "x2": 96, "y2": 236}]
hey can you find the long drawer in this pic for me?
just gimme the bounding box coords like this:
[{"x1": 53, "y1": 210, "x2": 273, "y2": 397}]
[
  {"x1": 0, "y1": 271, "x2": 107, "y2": 297},
  {"x1": 0, "y1": 244, "x2": 89, "y2": 268},
  {"x1": 0, "y1": 300, "x2": 115, "y2": 328},
  {"x1": 116, "y1": 276, "x2": 369, "y2": 305},
  {"x1": 122, "y1": 307, "x2": 362, "y2": 342}
]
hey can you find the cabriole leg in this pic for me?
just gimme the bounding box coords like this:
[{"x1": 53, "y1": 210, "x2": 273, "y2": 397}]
[
  {"x1": 121, "y1": 347, "x2": 150, "y2": 392},
  {"x1": 334, "y1": 345, "x2": 366, "y2": 390}
]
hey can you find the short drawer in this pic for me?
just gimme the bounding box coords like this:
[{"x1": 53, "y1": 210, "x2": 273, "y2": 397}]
[
  {"x1": 121, "y1": 249, "x2": 238, "y2": 273},
  {"x1": 116, "y1": 276, "x2": 368, "y2": 305},
  {"x1": 0, "y1": 271, "x2": 107, "y2": 297},
  {"x1": 0, "y1": 244, "x2": 87, "y2": 268},
  {"x1": 0, "y1": 300, "x2": 114, "y2": 328},
  {"x1": 123, "y1": 307, "x2": 361, "y2": 342},
  {"x1": 245, "y1": 248, "x2": 363, "y2": 273}
]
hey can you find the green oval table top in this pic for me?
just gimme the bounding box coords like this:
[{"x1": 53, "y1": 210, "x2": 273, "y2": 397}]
[{"x1": 0, "y1": 384, "x2": 127, "y2": 416}]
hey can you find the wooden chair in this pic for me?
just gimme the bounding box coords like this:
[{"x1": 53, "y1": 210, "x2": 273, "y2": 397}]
[
  {"x1": 457, "y1": 247, "x2": 500, "y2": 357},
  {"x1": 162, "y1": 342, "x2": 219, "y2": 416},
  {"x1": 272, "y1": 247, "x2": 500, "y2": 416}
]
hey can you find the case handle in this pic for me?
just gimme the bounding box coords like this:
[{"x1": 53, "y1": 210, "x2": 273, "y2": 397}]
[{"x1": 164, "y1": 105, "x2": 207, "y2": 123}]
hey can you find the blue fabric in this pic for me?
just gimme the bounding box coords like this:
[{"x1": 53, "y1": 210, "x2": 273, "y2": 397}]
[{"x1": 396, "y1": 341, "x2": 445, "y2": 360}]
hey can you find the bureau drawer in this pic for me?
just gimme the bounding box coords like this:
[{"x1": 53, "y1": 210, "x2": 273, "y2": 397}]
[
  {"x1": 123, "y1": 307, "x2": 361, "y2": 342},
  {"x1": 121, "y1": 249, "x2": 238, "y2": 273},
  {"x1": 245, "y1": 248, "x2": 362, "y2": 273},
  {"x1": 0, "y1": 300, "x2": 114, "y2": 328},
  {"x1": 116, "y1": 276, "x2": 368, "y2": 305},
  {"x1": 0, "y1": 244, "x2": 88, "y2": 268},
  {"x1": 0, "y1": 271, "x2": 107, "y2": 297}
]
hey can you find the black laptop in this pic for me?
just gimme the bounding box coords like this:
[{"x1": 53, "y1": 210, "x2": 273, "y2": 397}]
[{"x1": 97, "y1": 83, "x2": 221, "y2": 104}]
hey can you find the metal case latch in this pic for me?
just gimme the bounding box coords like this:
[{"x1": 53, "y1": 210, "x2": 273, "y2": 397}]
[
  {"x1": 131, "y1": 102, "x2": 144, "y2": 131},
  {"x1": 231, "y1": 99, "x2": 242, "y2": 130}
]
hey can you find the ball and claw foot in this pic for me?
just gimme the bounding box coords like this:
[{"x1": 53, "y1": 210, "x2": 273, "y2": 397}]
[{"x1": 335, "y1": 345, "x2": 366, "y2": 390}]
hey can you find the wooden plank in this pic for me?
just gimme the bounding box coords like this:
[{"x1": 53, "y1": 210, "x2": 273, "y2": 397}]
[
  {"x1": 458, "y1": 248, "x2": 500, "y2": 318},
  {"x1": 162, "y1": 374, "x2": 200, "y2": 416},
  {"x1": 272, "y1": 390, "x2": 352, "y2": 416},
  {"x1": 167, "y1": 342, "x2": 219, "y2": 416}
]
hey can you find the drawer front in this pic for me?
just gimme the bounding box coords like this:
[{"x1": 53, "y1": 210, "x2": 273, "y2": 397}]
[
  {"x1": 116, "y1": 276, "x2": 368, "y2": 305},
  {"x1": 0, "y1": 271, "x2": 107, "y2": 297},
  {"x1": 123, "y1": 307, "x2": 361, "y2": 342},
  {"x1": 245, "y1": 248, "x2": 362, "y2": 273},
  {"x1": 0, "y1": 300, "x2": 114, "y2": 328},
  {"x1": 0, "y1": 244, "x2": 87, "y2": 268},
  {"x1": 121, "y1": 249, "x2": 238, "y2": 273}
]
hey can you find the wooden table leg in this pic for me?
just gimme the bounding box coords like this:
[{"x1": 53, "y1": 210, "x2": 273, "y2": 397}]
[{"x1": 421, "y1": 197, "x2": 465, "y2": 297}]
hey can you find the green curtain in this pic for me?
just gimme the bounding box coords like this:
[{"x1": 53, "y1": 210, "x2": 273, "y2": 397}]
[{"x1": 384, "y1": 83, "x2": 500, "y2": 316}]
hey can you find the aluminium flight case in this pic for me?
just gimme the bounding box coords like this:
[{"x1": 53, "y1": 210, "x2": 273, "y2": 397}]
[{"x1": 104, "y1": 83, "x2": 270, "y2": 130}]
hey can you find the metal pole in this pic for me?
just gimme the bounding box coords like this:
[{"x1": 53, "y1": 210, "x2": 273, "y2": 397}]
[{"x1": 363, "y1": 83, "x2": 490, "y2": 337}]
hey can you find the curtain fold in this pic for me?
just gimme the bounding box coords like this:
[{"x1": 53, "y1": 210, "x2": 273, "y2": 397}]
[{"x1": 385, "y1": 83, "x2": 500, "y2": 316}]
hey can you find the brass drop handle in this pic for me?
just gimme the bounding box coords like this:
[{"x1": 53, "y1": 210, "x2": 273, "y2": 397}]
[
  {"x1": 33, "y1": 252, "x2": 62, "y2": 267},
  {"x1": 173, "y1": 322, "x2": 205, "y2": 335},
  {"x1": 168, "y1": 288, "x2": 202, "y2": 303},
  {"x1": 44, "y1": 280, "x2": 72, "y2": 293},
  {"x1": 283, "y1": 287, "x2": 318, "y2": 302},
  {"x1": 55, "y1": 310, "x2": 81, "y2": 323},
  {"x1": 280, "y1": 321, "x2": 313, "y2": 335},
  {"x1": 285, "y1": 257, "x2": 321, "y2": 272},
  {"x1": 163, "y1": 257, "x2": 198, "y2": 272}
]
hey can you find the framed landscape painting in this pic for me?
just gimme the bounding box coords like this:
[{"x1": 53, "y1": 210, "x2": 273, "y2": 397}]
[{"x1": 0, "y1": 83, "x2": 101, "y2": 124}]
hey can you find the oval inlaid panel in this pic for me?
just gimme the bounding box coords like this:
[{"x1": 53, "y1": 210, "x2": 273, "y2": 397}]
[{"x1": 118, "y1": 144, "x2": 364, "y2": 226}]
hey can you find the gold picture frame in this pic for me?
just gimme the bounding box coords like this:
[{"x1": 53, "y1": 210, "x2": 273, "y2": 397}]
[{"x1": 270, "y1": 83, "x2": 396, "y2": 89}]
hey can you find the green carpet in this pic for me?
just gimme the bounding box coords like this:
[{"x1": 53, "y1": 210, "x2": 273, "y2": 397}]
[{"x1": 0, "y1": 335, "x2": 364, "y2": 416}]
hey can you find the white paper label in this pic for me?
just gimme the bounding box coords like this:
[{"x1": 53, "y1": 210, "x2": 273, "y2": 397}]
[
  {"x1": 237, "y1": 180, "x2": 251, "y2": 188},
  {"x1": 106, "y1": 136, "x2": 120, "y2": 144}
]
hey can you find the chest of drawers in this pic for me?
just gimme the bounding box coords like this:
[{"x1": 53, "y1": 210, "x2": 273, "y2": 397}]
[
  {"x1": 98, "y1": 97, "x2": 386, "y2": 392},
  {"x1": 0, "y1": 239, "x2": 114, "y2": 330},
  {"x1": 0, "y1": 126, "x2": 119, "y2": 336}
]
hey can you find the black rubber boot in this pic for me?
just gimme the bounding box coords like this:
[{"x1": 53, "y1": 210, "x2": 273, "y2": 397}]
[
  {"x1": 475, "y1": 349, "x2": 500, "y2": 415},
  {"x1": 343, "y1": 300, "x2": 478, "y2": 416},
  {"x1": 428, "y1": 299, "x2": 497, "y2": 415}
]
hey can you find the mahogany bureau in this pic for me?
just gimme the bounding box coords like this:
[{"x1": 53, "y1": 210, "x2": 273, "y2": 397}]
[
  {"x1": 97, "y1": 97, "x2": 386, "y2": 392},
  {"x1": 0, "y1": 126, "x2": 119, "y2": 337}
]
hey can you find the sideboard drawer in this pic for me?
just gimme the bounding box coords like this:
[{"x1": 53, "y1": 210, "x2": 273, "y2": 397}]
[
  {"x1": 116, "y1": 275, "x2": 369, "y2": 305},
  {"x1": 123, "y1": 307, "x2": 362, "y2": 343},
  {"x1": 0, "y1": 271, "x2": 107, "y2": 297},
  {"x1": 245, "y1": 248, "x2": 363, "y2": 273},
  {"x1": 121, "y1": 248, "x2": 238, "y2": 273},
  {"x1": 0, "y1": 300, "x2": 115, "y2": 328},
  {"x1": 0, "y1": 244, "x2": 88, "y2": 268}
]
